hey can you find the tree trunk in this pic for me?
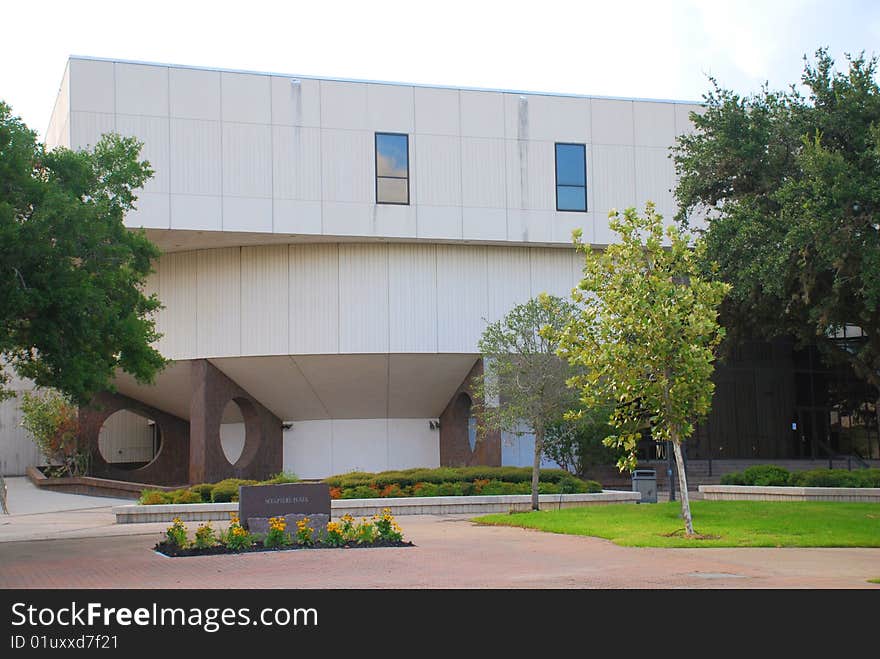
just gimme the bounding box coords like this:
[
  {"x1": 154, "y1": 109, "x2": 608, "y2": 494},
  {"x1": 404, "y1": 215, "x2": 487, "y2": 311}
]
[
  {"x1": 532, "y1": 429, "x2": 543, "y2": 511},
  {"x1": 671, "y1": 439, "x2": 695, "y2": 536}
]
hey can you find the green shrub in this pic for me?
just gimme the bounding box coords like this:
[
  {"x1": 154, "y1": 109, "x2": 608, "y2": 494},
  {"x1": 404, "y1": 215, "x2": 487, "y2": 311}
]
[
  {"x1": 171, "y1": 489, "x2": 202, "y2": 504},
  {"x1": 411, "y1": 482, "x2": 439, "y2": 497},
  {"x1": 210, "y1": 479, "x2": 257, "y2": 503},
  {"x1": 189, "y1": 483, "x2": 214, "y2": 501},
  {"x1": 324, "y1": 466, "x2": 588, "y2": 490},
  {"x1": 720, "y1": 471, "x2": 746, "y2": 485},
  {"x1": 139, "y1": 489, "x2": 172, "y2": 505},
  {"x1": 789, "y1": 469, "x2": 861, "y2": 487},
  {"x1": 263, "y1": 471, "x2": 299, "y2": 484},
  {"x1": 741, "y1": 465, "x2": 790, "y2": 486},
  {"x1": 340, "y1": 485, "x2": 380, "y2": 499}
]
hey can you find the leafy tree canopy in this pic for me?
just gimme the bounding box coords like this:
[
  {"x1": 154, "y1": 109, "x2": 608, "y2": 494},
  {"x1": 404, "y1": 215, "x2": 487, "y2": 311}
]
[
  {"x1": 674, "y1": 48, "x2": 880, "y2": 405},
  {"x1": 558, "y1": 204, "x2": 729, "y2": 535},
  {"x1": 0, "y1": 101, "x2": 165, "y2": 404},
  {"x1": 475, "y1": 293, "x2": 581, "y2": 510}
]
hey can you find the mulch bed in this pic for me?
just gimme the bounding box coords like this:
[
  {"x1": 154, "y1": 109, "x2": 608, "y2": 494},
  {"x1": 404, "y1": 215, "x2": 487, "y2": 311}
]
[{"x1": 154, "y1": 540, "x2": 415, "y2": 557}]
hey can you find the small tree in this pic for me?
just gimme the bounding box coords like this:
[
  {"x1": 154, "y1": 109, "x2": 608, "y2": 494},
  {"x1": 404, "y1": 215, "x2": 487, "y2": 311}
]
[
  {"x1": 475, "y1": 294, "x2": 580, "y2": 511},
  {"x1": 543, "y1": 404, "x2": 619, "y2": 478},
  {"x1": 20, "y1": 390, "x2": 88, "y2": 477},
  {"x1": 558, "y1": 203, "x2": 729, "y2": 535}
]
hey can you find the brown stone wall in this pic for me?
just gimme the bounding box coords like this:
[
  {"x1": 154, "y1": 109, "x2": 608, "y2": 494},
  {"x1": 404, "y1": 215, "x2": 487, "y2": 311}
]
[
  {"x1": 189, "y1": 359, "x2": 282, "y2": 484},
  {"x1": 439, "y1": 359, "x2": 501, "y2": 467},
  {"x1": 79, "y1": 391, "x2": 190, "y2": 486}
]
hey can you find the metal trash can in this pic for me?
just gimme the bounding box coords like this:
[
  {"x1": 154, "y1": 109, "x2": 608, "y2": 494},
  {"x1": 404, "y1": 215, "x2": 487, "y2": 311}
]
[{"x1": 631, "y1": 469, "x2": 657, "y2": 504}]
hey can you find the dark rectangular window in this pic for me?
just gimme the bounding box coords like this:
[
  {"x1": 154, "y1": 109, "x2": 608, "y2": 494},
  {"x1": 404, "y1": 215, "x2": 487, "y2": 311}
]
[
  {"x1": 555, "y1": 143, "x2": 587, "y2": 212},
  {"x1": 375, "y1": 132, "x2": 409, "y2": 204}
]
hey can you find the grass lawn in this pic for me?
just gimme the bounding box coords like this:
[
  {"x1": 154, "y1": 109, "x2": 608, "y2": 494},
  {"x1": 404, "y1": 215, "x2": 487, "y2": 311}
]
[
  {"x1": 473, "y1": 501, "x2": 880, "y2": 548},
  {"x1": 869, "y1": 578, "x2": 880, "y2": 584}
]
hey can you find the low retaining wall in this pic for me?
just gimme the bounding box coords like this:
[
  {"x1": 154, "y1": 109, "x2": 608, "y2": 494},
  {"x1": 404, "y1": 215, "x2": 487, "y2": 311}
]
[
  {"x1": 26, "y1": 466, "x2": 183, "y2": 500},
  {"x1": 113, "y1": 491, "x2": 640, "y2": 524},
  {"x1": 699, "y1": 484, "x2": 880, "y2": 503}
]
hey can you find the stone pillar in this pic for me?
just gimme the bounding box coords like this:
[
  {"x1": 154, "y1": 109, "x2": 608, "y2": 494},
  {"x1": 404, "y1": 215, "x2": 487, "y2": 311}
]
[
  {"x1": 79, "y1": 391, "x2": 190, "y2": 485},
  {"x1": 189, "y1": 359, "x2": 283, "y2": 484},
  {"x1": 439, "y1": 359, "x2": 502, "y2": 467}
]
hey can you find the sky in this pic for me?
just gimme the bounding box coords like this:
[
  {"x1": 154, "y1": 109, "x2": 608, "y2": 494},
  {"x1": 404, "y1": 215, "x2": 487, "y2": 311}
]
[{"x1": 2, "y1": 0, "x2": 879, "y2": 139}]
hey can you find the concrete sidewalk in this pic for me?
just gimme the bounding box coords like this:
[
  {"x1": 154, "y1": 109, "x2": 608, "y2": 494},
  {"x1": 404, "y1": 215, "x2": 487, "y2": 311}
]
[
  {"x1": 3, "y1": 476, "x2": 132, "y2": 515},
  {"x1": 0, "y1": 477, "x2": 150, "y2": 543},
  {"x1": 0, "y1": 478, "x2": 878, "y2": 589}
]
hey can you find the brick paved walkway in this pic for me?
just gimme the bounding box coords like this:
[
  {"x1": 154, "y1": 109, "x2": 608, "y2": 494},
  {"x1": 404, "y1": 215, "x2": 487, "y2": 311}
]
[{"x1": 1, "y1": 514, "x2": 878, "y2": 589}]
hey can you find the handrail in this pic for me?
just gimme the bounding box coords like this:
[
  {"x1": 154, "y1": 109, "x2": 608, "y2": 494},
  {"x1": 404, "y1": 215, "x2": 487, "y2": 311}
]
[{"x1": 814, "y1": 436, "x2": 869, "y2": 470}]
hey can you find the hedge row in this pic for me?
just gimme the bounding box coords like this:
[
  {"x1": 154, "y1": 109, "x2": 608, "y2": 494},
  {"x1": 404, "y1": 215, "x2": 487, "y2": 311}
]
[
  {"x1": 720, "y1": 465, "x2": 880, "y2": 488},
  {"x1": 332, "y1": 477, "x2": 601, "y2": 499},
  {"x1": 139, "y1": 472, "x2": 299, "y2": 505},
  {"x1": 323, "y1": 466, "x2": 578, "y2": 489},
  {"x1": 139, "y1": 467, "x2": 602, "y2": 504}
]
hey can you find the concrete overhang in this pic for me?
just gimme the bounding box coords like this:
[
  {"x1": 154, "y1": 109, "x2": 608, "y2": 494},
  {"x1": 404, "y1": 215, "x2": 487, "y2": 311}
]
[{"x1": 112, "y1": 354, "x2": 479, "y2": 422}]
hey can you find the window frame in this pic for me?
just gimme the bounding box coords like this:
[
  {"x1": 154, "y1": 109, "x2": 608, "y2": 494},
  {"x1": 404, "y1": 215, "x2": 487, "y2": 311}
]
[
  {"x1": 554, "y1": 142, "x2": 588, "y2": 213},
  {"x1": 374, "y1": 132, "x2": 410, "y2": 206}
]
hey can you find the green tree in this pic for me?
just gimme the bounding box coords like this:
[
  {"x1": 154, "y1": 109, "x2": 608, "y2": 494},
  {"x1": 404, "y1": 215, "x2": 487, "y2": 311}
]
[
  {"x1": 558, "y1": 204, "x2": 729, "y2": 535},
  {"x1": 542, "y1": 404, "x2": 619, "y2": 478},
  {"x1": 475, "y1": 294, "x2": 580, "y2": 511},
  {"x1": 673, "y1": 49, "x2": 880, "y2": 432},
  {"x1": 0, "y1": 101, "x2": 165, "y2": 404},
  {"x1": 19, "y1": 390, "x2": 87, "y2": 477}
]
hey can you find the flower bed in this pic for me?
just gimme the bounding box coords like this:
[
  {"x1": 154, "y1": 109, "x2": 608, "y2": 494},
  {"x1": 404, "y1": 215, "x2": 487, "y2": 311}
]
[{"x1": 153, "y1": 510, "x2": 414, "y2": 557}]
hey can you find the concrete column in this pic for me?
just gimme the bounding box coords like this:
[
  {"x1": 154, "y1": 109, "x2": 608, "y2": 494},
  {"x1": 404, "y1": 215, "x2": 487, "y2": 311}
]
[{"x1": 188, "y1": 359, "x2": 282, "y2": 484}]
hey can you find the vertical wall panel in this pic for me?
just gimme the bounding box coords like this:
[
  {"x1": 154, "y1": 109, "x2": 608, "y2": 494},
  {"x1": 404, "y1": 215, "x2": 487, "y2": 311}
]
[
  {"x1": 461, "y1": 138, "x2": 507, "y2": 208},
  {"x1": 414, "y1": 134, "x2": 461, "y2": 206},
  {"x1": 222, "y1": 122, "x2": 272, "y2": 198},
  {"x1": 116, "y1": 114, "x2": 170, "y2": 194},
  {"x1": 241, "y1": 245, "x2": 289, "y2": 356},
  {"x1": 530, "y1": 248, "x2": 577, "y2": 298},
  {"x1": 158, "y1": 252, "x2": 198, "y2": 359},
  {"x1": 486, "y1": 246, "x2": 531, "y2": 322},
  {"x1": 506, "y1": 140, "x2": 555, "y2": 211},
  {"x1": 197, "y1": 248, "x2": 241, "y2": 357},
  {"x1": 70, "y1": 111, "x2": 115, "y2": 150},
  {"x1": 272, "y1": 126, "x2": 322, "y2": 200},
  {"x1": 338, "y1": 245, "x2": 389, "y2": 353},
  {"x1": 388, "y1": 245, "x2": 437, "y2": 352},
  {"x1": 436, "y1": 245, "x2": 488, "y2": 352},
  {"x1": 223, "y1": 123, "x2": 272, "y2": 197},
  {"x1": 289, "y1": 244, "x2": 339, "y2": 354},
  {"x1": 635, "y1": 146, "x2": 676, "y2": 221},
  {"x1": 592, "y1": 144, "x2": 636, "y2": 219},
  {"x1": 170, "y1": 118, "x2": 221, "y2": 195},
  {"x1": 321, "y1": 129, "x2": 372, "y2": 203},
  {"x1": 45, "y1": 64, "x2": 70, "y2": 150}
]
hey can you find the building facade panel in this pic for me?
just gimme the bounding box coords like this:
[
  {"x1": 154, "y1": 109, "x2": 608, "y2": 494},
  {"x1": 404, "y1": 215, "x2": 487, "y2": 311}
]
[
  {"x1": 436, "y1": 245, "x2": 489, "y2": 353},
  {"x1": 114, "y1": 62, "x2": 168, "y2": 118},
  {"x1": 388, "y1": 244, "x2": 438, "y2": 353},
  {"x1": 196, "y1": 247, "x2": 241, "y2": 357},
  {"x1": 338, "y1": 244, "x2": 390, "y2": 354},
  {"x1": 288, "y1": 243, "x2": 339, "y2": 354},
  {"x1": 241, "y1": 245, "x2": 289, "y2": 356}
]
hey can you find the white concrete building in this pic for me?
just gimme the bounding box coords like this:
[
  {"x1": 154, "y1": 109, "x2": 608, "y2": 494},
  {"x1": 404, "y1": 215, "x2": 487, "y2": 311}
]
[{"x1": 34, "y1": 56, "x2": 702, "y2": 483}]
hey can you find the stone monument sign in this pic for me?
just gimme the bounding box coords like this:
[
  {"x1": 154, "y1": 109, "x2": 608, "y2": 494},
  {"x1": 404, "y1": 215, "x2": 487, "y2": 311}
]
[{"x1": 239, "y1": 482, "x2": 331, "y2": 535}]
